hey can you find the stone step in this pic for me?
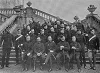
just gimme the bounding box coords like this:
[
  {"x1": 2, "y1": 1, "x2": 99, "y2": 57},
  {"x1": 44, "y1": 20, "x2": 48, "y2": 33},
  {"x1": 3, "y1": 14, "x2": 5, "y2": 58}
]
[{"x1": 0, "y1": 49, "x2": 100, "y2": 64}]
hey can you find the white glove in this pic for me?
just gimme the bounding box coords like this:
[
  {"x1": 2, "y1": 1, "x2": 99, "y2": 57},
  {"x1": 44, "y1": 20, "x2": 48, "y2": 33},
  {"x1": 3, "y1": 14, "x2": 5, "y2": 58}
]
[
  {"x1": 22, "y1": 52, "x2": 24, "y2": 54},
  {"x1": 27, "y1": 53, "x2": 31, "y2": 56},
  {"x1": 20, "y1": 44, "x2": 23, "y2": 46},
  {"x1": 50, "y1": 50, "x2": 54, "y2": 52},
  {"x1": 0, "y1": 47, "x2": 2, "y2": 49},
  {"x1": 72, "y1": 46, "x2": 76, "y2": 49},
  {"x1": 60, "y1": 46, "x2": 64, "y2": 50},
  {"x1": 45, "y1": 53, "x2": 47, "y2": 55},
  {"x1": 97, "y1": 50, "x2": 99, "y2": 53},
  {"x1": 37, "y1": 53, "x2": 41, "y2": 56},
  {"x1": 12, "y1": 47, "x2": 15, "y2": 49}
]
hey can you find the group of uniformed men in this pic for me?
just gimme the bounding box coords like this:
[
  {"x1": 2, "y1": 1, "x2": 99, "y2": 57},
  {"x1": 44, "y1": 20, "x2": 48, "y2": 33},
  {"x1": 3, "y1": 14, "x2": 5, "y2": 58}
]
[{"x1": 0, "y1": 19, "x2": 99, "y2": 72}]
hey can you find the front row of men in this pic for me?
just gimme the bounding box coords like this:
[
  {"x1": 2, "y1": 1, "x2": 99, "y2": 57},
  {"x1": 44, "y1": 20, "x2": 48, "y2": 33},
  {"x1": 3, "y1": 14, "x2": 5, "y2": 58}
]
[
  {"x1": 0, "y1": 29, "x2": 99, "y2": 72},
  {"x1": 21, "y1": 35, "x2": 81, "y2": 72}
]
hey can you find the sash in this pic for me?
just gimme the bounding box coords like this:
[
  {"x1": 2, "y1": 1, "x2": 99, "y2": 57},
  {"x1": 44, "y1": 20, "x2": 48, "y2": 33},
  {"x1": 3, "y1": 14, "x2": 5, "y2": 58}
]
[
  {"x1": 89, "y1": 35, "x2": 96, "y2": 42},
  {"x1": 16, "y1": 35, "x2": 23, "y2": 41}
]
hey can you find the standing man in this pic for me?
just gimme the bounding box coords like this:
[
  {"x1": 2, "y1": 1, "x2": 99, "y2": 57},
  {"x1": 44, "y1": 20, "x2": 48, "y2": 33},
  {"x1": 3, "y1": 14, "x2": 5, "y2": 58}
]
[
  {"x1": 15, "y1": 29, "x2": 25, "y2": 65},
  {"x1": 70, "y1": 36, "x2": 81, "y2": 72},
  {"x1": 76, "y1": 30, "x2": 86, "y2": 68},
  {"x1": 88, "y1": 29, "x2": 99, "y2": 70},
  {"x1": 0, "y1": 30, "x2": 14, "y2": 69}
]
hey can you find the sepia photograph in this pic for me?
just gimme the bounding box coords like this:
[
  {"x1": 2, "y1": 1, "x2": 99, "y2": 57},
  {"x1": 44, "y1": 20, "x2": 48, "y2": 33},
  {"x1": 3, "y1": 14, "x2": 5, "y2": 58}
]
[{"x1": 0, "y1": 0, "x2": 100, "y2": 73}]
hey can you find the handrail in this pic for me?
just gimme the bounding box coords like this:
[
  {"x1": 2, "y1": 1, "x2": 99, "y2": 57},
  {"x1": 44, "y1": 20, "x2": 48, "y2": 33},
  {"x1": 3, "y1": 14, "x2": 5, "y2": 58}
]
[
  {"x1": 34, "y1": 8, "x2": 70, "y2": 24},
  {"x1": 0, "y1": 15, "x2": 18, "y2": 35}
]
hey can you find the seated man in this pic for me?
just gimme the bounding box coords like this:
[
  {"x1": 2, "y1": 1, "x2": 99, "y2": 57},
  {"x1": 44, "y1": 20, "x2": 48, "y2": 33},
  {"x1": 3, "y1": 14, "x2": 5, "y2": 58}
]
[
  {"x1": 43, "y1": 36, "x2": 57, "y2": 72},
  {"x1": 31, "y1": 37, "x2": 45, "y2": 72},
  {"x1": 56, "y1": 36, "x2": 70, "y2": 71},
  {"x1": 70, "y1": 36, "x2": 81, "y2": 72}
]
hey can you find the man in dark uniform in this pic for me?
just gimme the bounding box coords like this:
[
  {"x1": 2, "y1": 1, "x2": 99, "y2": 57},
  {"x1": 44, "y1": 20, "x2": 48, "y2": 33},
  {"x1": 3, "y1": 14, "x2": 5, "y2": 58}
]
[
  {"x1": 43, "y1": 36, "x2": 57, "y2": 72},
  {"x1": 56, "y1": 36, "x2": 70, "y2": 71},
  {"x1": 21, "y1": 35, "x2": 33, "y2": 71},
  {"x1": 48, "y1": 27, "x2": 56, "y2": 43},
  {"x1": 0, "y1": 30, "x2": 14, "y2": 69},
  {"x1": 65, "y1": 25, "x2": 71, "y2": 44},
  {"x1": 70, "y1": 25, "x2": 77, "y2": 37},
  {"x1": 76, "y1": 30, "x2": 86, "y2": 68},
  {"x1": 31, "y1": 37, "x2": 45, "y2": 72},
  {"x1": 29, "y1": 29, "x2": 37, "y2": 44},
  {"x1": 43, "y1": 24, "x2": 49, "y2": 37},
  {"x1": 70, "y1": 36, "x2": 81, "y2": 72},
  {"x1": 88, "y1": 29, "x2": 99, "y2": 70},
  {"x1": 15, "y1": 29, "x2": 25, "y2": 65},
  {"x1": 38, "y1": 29, "x2": 47, "y2": 44}
]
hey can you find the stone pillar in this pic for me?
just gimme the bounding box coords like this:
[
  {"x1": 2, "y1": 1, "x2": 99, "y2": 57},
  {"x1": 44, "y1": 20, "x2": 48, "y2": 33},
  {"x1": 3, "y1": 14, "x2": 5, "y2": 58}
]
[{"x1": 25, "y1": 1, "x2": 35, "y2": 25}]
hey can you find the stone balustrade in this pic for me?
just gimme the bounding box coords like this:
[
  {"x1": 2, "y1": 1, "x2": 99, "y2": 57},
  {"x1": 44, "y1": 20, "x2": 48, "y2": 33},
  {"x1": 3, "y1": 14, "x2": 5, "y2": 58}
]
[
  {"x1": 34, "y1": 9, "x2": 57, "y2": 21},
  {"x1": 0, "y1": 8, "x2": 66, "y2": 22}
]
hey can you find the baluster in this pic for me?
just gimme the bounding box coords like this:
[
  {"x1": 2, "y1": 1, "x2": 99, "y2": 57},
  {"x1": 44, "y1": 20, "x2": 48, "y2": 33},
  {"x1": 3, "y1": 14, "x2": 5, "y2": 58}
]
[
  {"x1": 2, "y1": 10, "x2": 4, "y2": 14},
  {"x1": 0, "y1": 10, "x2": 1, "y2": 13},
  {"x1": 1, "y1": 10, "x2": 2, "y2": 14},
  {"x1": 36, "y1": 11, "x2": 38, "y2": 15},
  {"x1": 38, "y1": 12, "x2": 40, "y2": 16},
  {"x1": 42, "y1": 13, "x2": 43, "y2": 17},
  {"x1": 40, "y1": 13, "x2": 42, "y2": 16},
  {"x1": 44, "y1": 14, "x2": 46, "y2": 19},
  {"x1": 10, "y1": 10, "x2": 12, "y2": 15},
  {"x1": 5, "y1": 10, "x2": 7, "y2": 15}
]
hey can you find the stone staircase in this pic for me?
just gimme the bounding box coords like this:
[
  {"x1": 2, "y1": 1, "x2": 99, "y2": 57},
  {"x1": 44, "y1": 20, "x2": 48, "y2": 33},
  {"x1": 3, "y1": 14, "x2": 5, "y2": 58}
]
[
  {"x1": 0, "y1": 5, "x2": 99, "y2": 64},
  {"x1": 0, "y1": 48, "x2": 100, "y2": 64}
]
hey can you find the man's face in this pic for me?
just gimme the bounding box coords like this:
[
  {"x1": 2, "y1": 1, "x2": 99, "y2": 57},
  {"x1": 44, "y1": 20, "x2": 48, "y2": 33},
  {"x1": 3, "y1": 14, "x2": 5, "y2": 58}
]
[
  {"x1": 66, "y1": 26, "x2": 70, "y2": 30},
  {"x1": 61, "y1": 24, "x2": 64, "y2": 28},
  {"x1": 61, "y1": 36, "x2": 65, "y2": 41},
  {"x1": 77, "y1": 30, "x2": 81, "y2": 34},
  {"x1": 50, "y1": 27, "x2": 54, "y2": 32},
  {"x1": 41, "y1": 29, "x2": 44, "y2": 34},
  {"x1": 26, "y1": 36, "x2": 30, "y2": 41},
  {"x1": 48, "y1": 36, "x2": 52, "y2": 41},
  {"x1": 57, "y1": 21, "x2": 60, "y2": 25},
  {"x1": 91, "y1": 29, "x2": 95, "y2": 35},
  {"x1": 37, "y1": 37, "x2": 41, "y2": 42},
  {"x1": 31, "y1": 29, "x2": 34, "y2": 34},
  {"x1": 27, "y1": 26, "x2": 30, "y2": 30},
  {"x1": 44, "y1": 25, "x2": 47, "y2": 29},
  {"x1": 72, "y1": 36, "x2": 76, "y2": 42},
  {"x1": 60, "y1": 29, "x2": 64, "y2": 33},
  {"x1": 18, "y1": 30, "x2": 21, "y2": 34}
]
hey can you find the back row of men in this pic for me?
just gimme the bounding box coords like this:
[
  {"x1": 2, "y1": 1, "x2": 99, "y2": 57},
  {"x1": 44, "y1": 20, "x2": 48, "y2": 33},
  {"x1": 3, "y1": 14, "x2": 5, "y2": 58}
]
[{"x1": 0, "y1": 20, "x2": 99, "y2": 72}]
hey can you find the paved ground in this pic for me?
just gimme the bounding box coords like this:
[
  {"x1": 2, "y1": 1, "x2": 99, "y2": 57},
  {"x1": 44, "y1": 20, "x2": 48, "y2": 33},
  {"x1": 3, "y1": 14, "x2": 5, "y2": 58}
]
[{"x1": 0, "y1": 64, "x2": 100, "y2": 73}]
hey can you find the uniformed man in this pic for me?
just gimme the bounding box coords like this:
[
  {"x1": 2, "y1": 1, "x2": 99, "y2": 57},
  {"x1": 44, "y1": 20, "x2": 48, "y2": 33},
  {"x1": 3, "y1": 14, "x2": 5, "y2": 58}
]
[
  {"x1": 38, "y1": 29, "x2": 47, "y2": 44},
  {"x1": 21, "y1": 35, "x2": 33, "y2": 71},
  {"x1": 43, "y1": 36, "x2": 57, "y2": 72},
  {"x1": 15, "y1": 29, "x2": 25, "y2": 65},
  {"x1": 29, "y1": 29, "x2": 37, "y2": 44},
  {"x1": 56, "y1": 36, "x2": 70, "y2": 71},
  {"x1": 70, "y1": 25, "x2": 77, "y2": 37},
  {"x1": 31, "y1": 37, "x2": 45, "y2": 72},
  {"x1": 48, "y1": 27, "x2": 56, "y2": 43},
  {"x1": 76, "y1": 30, "x2": 86, "y2": 68},
  {"x1": 88, "y1": 29, "x2": 99, "y2": 70},
  {"x1": 65, "y1": 25, "x2": 71, "y2": 44},
  {"x1": 0, "y1": 30, "x2": 14, "y2": 69},
  {"x1": 70, "y1": 36, "x2": 81, "y2": 72}
]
